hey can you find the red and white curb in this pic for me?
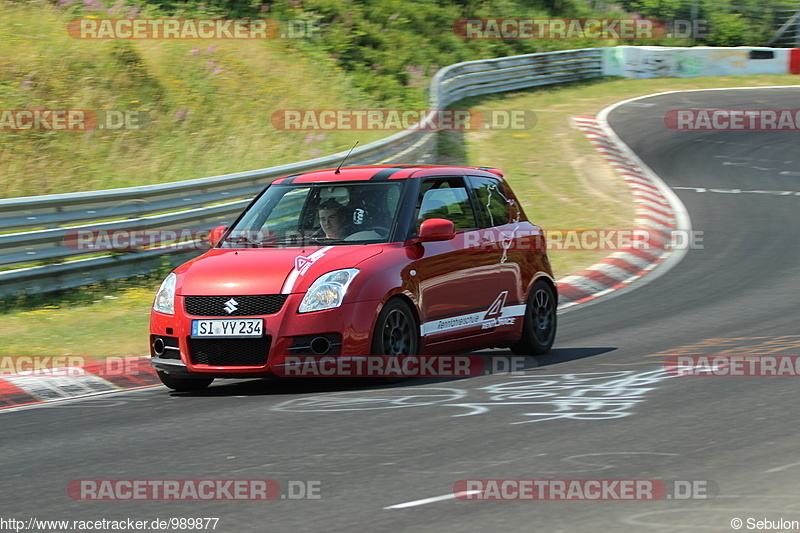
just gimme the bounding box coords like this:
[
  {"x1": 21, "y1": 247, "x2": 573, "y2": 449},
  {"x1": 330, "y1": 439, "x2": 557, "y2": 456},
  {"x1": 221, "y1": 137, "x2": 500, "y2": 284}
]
[
  {"x1": 0, "y1": 357, "x2": 159, "y2": 410},
  {"x1": 557, "y1": 113, "x2": 687, "y2": 310}
]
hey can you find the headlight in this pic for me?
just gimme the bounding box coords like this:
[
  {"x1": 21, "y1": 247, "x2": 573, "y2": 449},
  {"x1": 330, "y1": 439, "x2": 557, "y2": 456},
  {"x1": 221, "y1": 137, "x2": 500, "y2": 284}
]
[
  {"x1": 153, "y1": 272, "x2": 177, "y2": 315},
  {"x1": 298, "y1": 269, "x2": 359, "y2": 313}
]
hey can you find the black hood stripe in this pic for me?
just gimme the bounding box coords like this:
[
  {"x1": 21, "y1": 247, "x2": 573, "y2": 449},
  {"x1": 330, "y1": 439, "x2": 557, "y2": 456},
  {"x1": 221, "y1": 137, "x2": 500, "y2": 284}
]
[
  {"x1": 369, "y1": 166, "x2": 413, "y2": 180},
  {"x1": 280, "y1": 174, "x2": 301, "y2": 184}
]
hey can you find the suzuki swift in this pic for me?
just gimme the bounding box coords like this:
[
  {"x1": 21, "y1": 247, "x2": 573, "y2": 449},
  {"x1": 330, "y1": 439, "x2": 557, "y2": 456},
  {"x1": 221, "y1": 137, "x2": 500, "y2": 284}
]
[{"x1": 150, "y1": 165, "x2": 557, "y2": 391}]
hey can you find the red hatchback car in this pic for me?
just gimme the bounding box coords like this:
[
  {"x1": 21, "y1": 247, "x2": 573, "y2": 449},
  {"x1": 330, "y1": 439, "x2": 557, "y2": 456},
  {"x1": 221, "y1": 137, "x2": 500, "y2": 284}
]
[{"x1": 150, "y1": 165, "x2": 556, "y2": 391}]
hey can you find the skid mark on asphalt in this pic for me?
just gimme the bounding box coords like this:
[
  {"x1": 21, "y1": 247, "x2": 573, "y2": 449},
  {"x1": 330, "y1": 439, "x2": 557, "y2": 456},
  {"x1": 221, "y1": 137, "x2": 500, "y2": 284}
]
[
  {"x1": 644, "y1": 335, "x2": 800, "y2": 361},
  {"x1": 595, "y1": 335, "x2": 800, "y2": 369},
  {"x1": 270, "y1": 388, "x2": 466, "y2": 412},
  {"x1": 549, "y1": 452, "x2": 680, "y2": 473},
  {"x1": 584, "y1": 335, "x2": 800, "y2": 374}
]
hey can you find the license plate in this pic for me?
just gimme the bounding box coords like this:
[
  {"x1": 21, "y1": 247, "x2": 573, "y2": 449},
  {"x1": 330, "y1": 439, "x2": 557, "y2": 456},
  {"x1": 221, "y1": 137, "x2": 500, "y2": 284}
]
[{"x1": 191, "y1": 319, "x2": 263, "y2": 338}]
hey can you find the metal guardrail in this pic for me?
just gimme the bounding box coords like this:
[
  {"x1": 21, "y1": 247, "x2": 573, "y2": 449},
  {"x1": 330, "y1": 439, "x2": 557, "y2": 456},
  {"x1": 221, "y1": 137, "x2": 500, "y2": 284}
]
[{"x1": 0, "y1": 48, "x2": 602, "y2": 297}]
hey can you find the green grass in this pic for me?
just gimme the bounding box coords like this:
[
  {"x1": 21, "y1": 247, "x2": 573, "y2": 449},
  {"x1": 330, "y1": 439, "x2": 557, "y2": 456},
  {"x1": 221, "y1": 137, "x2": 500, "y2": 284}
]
[
  {"x1": 2, "y1": 0, "x2": 767, "y2": 200},
  {"x1": 0, "y1": 270, "x2": 169, "y2": 357},
  {"x1": 0, "y1": 2, "x2": 386, "y2": 198}
]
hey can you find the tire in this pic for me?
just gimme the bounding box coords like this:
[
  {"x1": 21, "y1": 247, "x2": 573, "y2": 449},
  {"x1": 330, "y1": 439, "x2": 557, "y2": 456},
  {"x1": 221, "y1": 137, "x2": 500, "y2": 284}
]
[
  {"x1": 157, "y1": 370, "x2": 214, "y2": 392},
  {"x1": 511, "y1": 279, "x2": 557, "y2": 356},
  {"x1": 371, "y1": 298, "x2": 419, "y2": 382}
]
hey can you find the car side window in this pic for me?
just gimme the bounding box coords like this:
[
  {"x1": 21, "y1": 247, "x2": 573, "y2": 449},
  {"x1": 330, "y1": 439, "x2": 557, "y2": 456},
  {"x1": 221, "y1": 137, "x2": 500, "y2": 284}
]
[
  {"x1": 468, "y1": 176, "x2": 511, "y2": 228},
  {"x1": 416, "y1": 177, "x2": 477, "y2": 232}
]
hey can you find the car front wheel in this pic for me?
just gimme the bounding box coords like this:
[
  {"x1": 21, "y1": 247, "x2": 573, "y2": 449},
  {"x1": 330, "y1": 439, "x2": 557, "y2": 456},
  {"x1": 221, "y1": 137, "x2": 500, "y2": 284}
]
[
  {"x1": 371, "y1": 298, "x2": 419, "y2": 382},
  {"x1": 511, "y1": 279, "x2": 557, "y2": 356},
  {"x1": 371, "y1": 298, "x2": 419, "y2": 356}
]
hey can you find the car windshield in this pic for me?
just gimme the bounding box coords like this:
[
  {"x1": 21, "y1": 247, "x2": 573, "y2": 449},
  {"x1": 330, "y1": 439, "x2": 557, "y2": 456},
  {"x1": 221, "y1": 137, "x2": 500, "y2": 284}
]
[{"x1": 219, "y1": 181, "x2": 405, "y2": 248}]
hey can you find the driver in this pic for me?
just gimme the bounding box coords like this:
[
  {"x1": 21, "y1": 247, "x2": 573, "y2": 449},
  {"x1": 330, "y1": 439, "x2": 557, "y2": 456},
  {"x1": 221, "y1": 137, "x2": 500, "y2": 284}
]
[{"x1": 317, "y1": 199, "x2": 350, "y2": 239}]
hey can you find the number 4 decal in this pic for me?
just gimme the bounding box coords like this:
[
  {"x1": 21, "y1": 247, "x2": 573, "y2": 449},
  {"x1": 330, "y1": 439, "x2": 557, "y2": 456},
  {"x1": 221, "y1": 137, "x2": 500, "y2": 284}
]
[{"x1": 484, "y1": 291, "x2": 508, "y2": 320}]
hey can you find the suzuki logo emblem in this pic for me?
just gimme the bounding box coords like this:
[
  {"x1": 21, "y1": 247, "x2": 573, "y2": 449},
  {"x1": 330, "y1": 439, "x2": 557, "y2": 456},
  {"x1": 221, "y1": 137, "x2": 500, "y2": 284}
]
[{"x1": 223, "y1": 298, "x2": 239, "y2": 314}]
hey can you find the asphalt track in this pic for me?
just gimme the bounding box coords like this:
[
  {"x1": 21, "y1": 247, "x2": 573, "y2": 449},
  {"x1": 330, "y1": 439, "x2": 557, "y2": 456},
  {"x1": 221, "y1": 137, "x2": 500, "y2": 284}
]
[{"x1": 3, "y1": 87, "x2": 800, "y2": 532}]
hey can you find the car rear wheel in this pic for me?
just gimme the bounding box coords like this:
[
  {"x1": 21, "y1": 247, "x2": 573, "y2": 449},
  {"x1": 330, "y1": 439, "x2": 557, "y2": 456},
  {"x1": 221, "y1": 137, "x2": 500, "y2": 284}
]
[
  {"x1": 511, "y1": 279, "x2": 557, "y2": 356},
  {"x1": 157, "y1": 370, "x2": 214, "y2": 392}
]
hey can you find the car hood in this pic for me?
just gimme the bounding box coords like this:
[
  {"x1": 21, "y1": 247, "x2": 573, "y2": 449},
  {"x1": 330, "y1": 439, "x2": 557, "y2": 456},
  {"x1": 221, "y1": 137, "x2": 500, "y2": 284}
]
[{"x1": 175, "y1": 245, "x2": 383, "y2": 296}]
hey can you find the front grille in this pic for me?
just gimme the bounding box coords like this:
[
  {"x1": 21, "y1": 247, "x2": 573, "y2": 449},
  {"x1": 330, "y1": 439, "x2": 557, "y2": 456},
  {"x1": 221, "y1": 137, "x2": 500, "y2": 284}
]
[
  {"x1": 189, "y1": 337, "x2": 271, "y2": 366},
  {"x1": 184, "y1": 295, "x2": 288, "y2": 317}
]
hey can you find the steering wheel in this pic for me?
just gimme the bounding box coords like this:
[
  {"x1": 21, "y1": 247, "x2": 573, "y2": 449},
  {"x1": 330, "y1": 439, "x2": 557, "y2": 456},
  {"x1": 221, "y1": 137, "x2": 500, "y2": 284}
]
[{"x1": 306, "y1": 228, "x2": 331, "y2": 243}]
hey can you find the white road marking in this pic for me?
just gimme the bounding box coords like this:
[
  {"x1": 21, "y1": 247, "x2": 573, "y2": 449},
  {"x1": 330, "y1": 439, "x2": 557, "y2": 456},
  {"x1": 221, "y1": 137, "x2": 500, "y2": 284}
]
[
  {"x1": 764, "y1": 460, "x2": 800, "y2": 473},
  {"x1": 673, "y1": 186, "x2": 800, "y2": 196},
  {"x1": 384, "y1": 490, "x2": 482, "y2": 509}
]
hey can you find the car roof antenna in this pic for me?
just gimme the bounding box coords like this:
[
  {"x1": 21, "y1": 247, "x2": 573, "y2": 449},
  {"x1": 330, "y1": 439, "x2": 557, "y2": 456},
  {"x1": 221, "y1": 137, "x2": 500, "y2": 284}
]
[{"x1": 334, "y1": 141, "x2": 358, "y2": 174}]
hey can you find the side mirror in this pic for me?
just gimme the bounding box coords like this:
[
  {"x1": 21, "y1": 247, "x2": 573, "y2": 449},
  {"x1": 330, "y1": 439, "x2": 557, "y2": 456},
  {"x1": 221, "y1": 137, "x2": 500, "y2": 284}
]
[
  {"x1": 417, "y1": 218, "x2": 455, "y2": 242},
  {"x1": 208, "y1": 225, "x2": 228, "y2": 247}
]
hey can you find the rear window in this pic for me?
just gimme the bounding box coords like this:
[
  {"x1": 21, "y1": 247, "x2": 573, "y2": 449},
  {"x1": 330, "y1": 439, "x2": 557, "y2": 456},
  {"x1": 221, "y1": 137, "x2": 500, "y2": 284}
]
[{"x1": 468, "y1": 176, "x2": 511, "y2": 228}]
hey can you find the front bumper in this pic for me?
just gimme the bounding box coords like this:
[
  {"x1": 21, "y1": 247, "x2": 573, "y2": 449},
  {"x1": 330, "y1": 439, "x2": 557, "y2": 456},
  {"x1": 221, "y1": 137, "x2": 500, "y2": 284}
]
[{"x1": 150, "y1": 294, "x2": 380, "y2": 378}]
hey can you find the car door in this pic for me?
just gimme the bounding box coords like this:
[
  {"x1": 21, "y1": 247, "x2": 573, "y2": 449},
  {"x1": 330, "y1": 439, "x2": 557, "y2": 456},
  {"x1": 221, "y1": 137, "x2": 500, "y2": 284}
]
[
  {"x1": 465, "y1": 175, "x2": 529, "y2": 338},
  {"x1": 412, "y1": 175, "x2": 508, "y2": 346}
]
